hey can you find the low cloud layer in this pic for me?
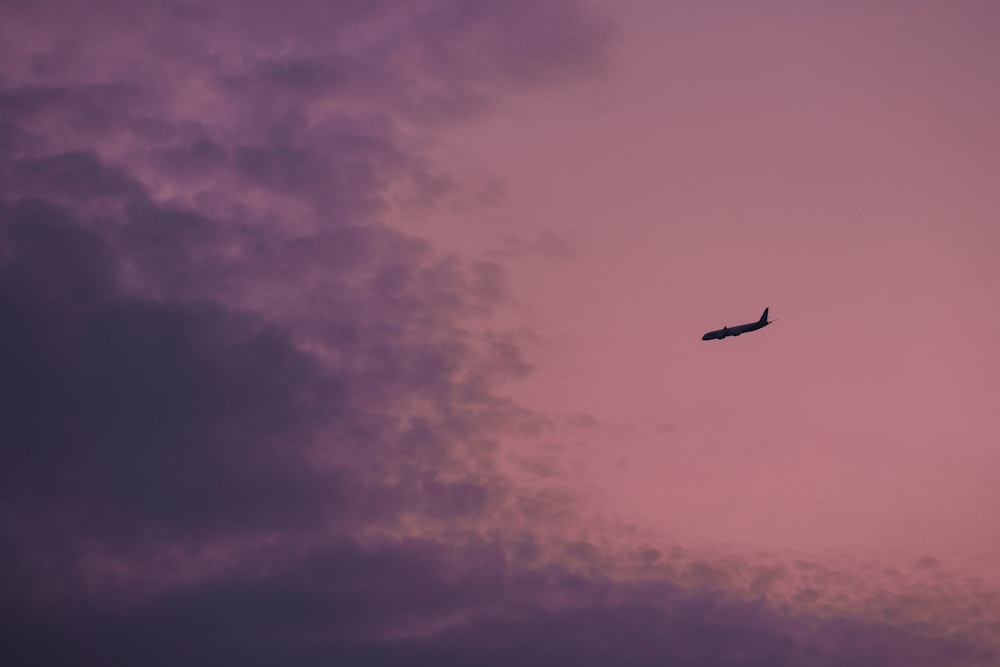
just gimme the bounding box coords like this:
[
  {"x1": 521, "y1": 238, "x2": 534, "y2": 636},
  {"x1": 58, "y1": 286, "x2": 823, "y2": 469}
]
[{"x1": 1, "y1": 1, "x2": 996, "y2": 664}]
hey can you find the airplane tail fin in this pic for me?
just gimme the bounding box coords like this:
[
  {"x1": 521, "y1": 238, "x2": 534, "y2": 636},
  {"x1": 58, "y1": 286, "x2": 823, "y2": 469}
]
[{"x1": 759, "y1": 307, "x2": 769, "y2": 323}]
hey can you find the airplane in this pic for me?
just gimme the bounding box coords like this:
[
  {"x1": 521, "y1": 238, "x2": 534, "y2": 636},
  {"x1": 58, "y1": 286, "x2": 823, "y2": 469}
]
[{"x1": 702, "y1": 307, "x2": 772, "y2": 340}]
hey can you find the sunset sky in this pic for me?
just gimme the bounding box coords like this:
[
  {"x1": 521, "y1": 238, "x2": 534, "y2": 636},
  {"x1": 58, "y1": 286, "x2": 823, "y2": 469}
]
[{"x1": 2, "y1": 1, "x2": 998, "y2": 664}]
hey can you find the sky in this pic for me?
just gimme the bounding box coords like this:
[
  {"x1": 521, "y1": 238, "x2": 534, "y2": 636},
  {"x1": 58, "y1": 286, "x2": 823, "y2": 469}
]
[{"x1": 1, "y1": 1, "x2": 998, "y2": 665}]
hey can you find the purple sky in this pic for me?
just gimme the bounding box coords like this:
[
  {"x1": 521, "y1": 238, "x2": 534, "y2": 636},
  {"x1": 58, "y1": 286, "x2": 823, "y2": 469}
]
[{"x1": 2, "y1": 1, "x2": 998, "y2": 665}]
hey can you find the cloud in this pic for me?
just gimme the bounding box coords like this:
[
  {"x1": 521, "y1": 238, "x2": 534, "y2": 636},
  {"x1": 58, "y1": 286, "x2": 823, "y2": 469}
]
[
  {"x1": 1, "y1": 1, "x2": 997, "y2": 665},
  {"x1": 0, "y1": 0, "x2": 605, "y2": 613},
  {"x1": 4, "y1": 538, "x2": 994, "y2": 666}
]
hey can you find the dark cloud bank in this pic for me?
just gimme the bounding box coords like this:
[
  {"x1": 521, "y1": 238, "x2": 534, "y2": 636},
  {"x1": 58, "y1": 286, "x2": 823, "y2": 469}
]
[{"x1": 0, "y1": 2, "x2": 994, "y2": 664}]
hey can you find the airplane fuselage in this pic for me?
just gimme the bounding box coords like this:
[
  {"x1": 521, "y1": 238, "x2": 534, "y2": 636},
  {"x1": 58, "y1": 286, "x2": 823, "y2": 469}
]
[{"x1": 702, "y1": 308, "x2": 771, "y2": 340}]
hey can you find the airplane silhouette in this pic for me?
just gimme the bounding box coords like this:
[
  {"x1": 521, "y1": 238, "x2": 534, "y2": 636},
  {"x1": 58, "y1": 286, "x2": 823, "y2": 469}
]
[{"x1": 702, "y1": 308, "x2": 772, "y2": 340}]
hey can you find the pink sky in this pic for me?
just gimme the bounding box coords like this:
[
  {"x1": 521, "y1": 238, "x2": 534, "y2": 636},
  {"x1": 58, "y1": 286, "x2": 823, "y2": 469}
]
[
  {"x1": 401, "y1": 1, "x2": 1000, "y2": 559},
  {"x1": 1, "y1": 1, "x2": 998, "y2": 664}
]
